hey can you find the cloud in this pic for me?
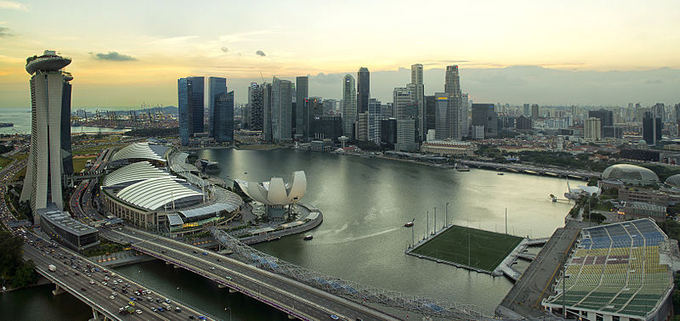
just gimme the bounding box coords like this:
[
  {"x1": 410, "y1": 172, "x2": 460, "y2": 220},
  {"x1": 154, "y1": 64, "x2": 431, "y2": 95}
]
[
  {"x1": 0, "y1": 26, "x2": 11, "y2": 37},
  {"x1": 92, "y1": 51, "x2": 137, "y2": 61},
  {"x1": 220, "y1": 47, "x2": 229, "y2": 53},
  {"x1": 255, "y1": 50, "x2": 266, "y2": 57},
  {"x1": 0, "y1": 1, "x2": 27, "y2": 10}
]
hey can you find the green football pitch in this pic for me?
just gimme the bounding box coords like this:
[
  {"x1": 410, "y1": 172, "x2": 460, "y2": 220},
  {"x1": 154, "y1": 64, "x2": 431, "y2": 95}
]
[{"x1": 411, "y1": 225, "x2": 523, "y2": 272}]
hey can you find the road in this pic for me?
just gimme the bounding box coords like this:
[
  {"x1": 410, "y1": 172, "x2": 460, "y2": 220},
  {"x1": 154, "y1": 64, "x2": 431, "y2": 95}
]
[{"x1": 103, "y1": 226, "x2": 400, "y2": 321}]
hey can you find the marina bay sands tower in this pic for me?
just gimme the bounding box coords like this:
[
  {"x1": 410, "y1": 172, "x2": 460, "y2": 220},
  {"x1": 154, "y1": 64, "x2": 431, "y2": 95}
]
[{"x1": 21, "y1": 50, "x2": 74, "y2": 214}]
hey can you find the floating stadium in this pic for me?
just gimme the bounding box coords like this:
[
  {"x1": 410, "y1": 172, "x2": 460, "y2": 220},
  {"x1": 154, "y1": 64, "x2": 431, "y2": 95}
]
[
  {"x1": 542, "y1": 219, "x2": 675, "y2": 320},
  {"x1": 101, "y1": 142, "x2": 243, "y2": 235}
]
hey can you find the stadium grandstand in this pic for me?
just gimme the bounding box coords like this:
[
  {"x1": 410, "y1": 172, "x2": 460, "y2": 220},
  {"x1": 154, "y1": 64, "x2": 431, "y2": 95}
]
[
  {"x1": 100, "y1": 142, "x2": 243, "y2": 235},
  {"x1": 542, "y1": 219, "x2": 675, "y2": 321}
]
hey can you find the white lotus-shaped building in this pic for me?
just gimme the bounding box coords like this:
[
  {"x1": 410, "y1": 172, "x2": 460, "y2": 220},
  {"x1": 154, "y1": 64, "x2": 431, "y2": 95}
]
[{"x1": 235, "y1": 171, "x2": 306, "y2": 206}]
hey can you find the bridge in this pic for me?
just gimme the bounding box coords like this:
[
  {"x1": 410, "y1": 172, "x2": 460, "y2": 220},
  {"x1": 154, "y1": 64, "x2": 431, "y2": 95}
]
[
  {"x1": 457, "y1": 159, "x2": 600, "y2": 180},
  {"x1": 102, "y1": 226, "x2": 405, "y2": 321},
  {"x1": 20, "y1": 230, "x2": 212, "y2": 321}
]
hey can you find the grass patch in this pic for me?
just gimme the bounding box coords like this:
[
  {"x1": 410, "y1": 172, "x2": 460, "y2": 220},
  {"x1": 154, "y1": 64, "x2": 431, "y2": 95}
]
[
  {"x1": 82, "y1": 240, "x2": 128, "y2": 257},
  {"x1": 0, "y1": 156, "x2": 12, "y2": 169},
  {"x1": 72, "y1": 156, "x2": 96, "y2": 173},
  {"x1": 411, "y1": 225, "x2": 522, "y2": 272}
]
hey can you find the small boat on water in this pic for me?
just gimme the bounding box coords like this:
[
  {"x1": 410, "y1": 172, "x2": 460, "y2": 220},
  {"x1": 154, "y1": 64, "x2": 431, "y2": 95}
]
[
  {"x1": 455, "y1": 164, "x2": 470, "y2": 172},
  {"x1": 497, "y1": 172, "x2": 504, "y2": 175},
  {"x1": 303, "y1": 235, "x2": 313, "y2": 241},
  {"x1": 404, "y1": 218, "x2": 415, "y2": 227}
]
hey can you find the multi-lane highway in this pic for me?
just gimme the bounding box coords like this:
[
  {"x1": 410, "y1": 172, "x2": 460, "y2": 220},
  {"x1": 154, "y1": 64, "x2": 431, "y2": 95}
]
[{"x1": 104, "y1": 227, "x2": 400, "y2": 321}]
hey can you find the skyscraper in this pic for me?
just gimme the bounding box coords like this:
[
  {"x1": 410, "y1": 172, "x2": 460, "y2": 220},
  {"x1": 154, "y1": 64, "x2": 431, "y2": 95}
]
[
  {"x1": 178, "y1": 76, "x2": 205, "y2": 145},
  {"x1": 247, "y1": 82, "x2": 264, "y2": 131},
  {"x1": 461, "y1": 93, "x2": 469, "y2": 138},
  {"x1": 357, "y1": 67, "x2": 370, "y2": 114},
  {"x1": 295, "y1": 76, "x2": 309, "y2": 138},
  {"x1": 584, "y1": 117, "x2": 602, "y2": 141},
  {"x1": 21, "y1": 50, "x2": 74, "y2": 214},
  {"x1": 471, "y1": 103, "x2": 498, "y2": 139},
  {"x1": 212, "y1": 90, "x2": 234, "y2": 143},
  {"x1": 262, "y1": 83, "x2": 273, "y2": 142},
  {"x1": 643, "y1": 111, "x2": 662, "y2": 146},
  {"x1": 444, "y1": 65, "x2": 463, "y2": 140},
  {"x1": 588, "y1": 109, "x2": 614, "y2": 137},
  {"x1": 394, "y1": 86, "x2": 417, "y2": 151},
  {"x1": 272, "y1": 77, "x2": 293, "y2": 142},
  {"x1": 411, "y1": 64, "x2": 425, "y2": 142},
  {"x1": 208, "y1": 77, "x2": 227, "y2": 138},
  {"x1": 531, "y1": 104, "x2": 540, "y2": 119},
  {"x1": 368, "y1": 98, "x2": 382, "y2": 144},
  {"x1": 434, "y1": 93, "x2": 450, "y2": 139},
  {"x1": 342, "y1": 74, "x2": 357, "y2": 138}
]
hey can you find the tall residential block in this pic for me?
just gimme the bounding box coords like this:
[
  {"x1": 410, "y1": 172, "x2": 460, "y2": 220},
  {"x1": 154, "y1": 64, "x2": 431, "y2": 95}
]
[
  {"x1": 295, "y1": 76, "x2": 309, "y2": 138},
  {"x1": 272, "y1": 77, "x2": 293, "y2": 142},
  {"x1": 368, "y1": 98, "x2": 381, "y2": 144},
  {"x1": 531, "y1": 104, "x2": 540, "y2": 119},
  {"x1": 342, "y1": 74, "x2": 357, "y2": 138},
  {"x1": 21, "y1": 50, "x2": 74, "y2": 214},
  {"x1": 247, "y1": 82, "x2": 264, "y2": 131},
  {"x1": 178, "y1": 76, "x2": 205, "y2": 145},
  {"x1": 357, "y1": 67, "x2": 370, "y2": 114},
  {"x1": 584, "y1": 117, "x2": 602, "y2": 141}
]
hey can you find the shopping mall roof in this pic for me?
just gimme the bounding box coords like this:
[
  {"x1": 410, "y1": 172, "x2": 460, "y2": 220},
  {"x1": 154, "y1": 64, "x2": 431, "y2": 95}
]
[
  {"x1": 110, "y1": 142, "x2": 169, "y2": 163},
  {"x1": 102, "y1": 161, "x2": 169, "y2": 187},
  {"x1": 116, "y1": 176, "x2": 203, "y2": 211}
]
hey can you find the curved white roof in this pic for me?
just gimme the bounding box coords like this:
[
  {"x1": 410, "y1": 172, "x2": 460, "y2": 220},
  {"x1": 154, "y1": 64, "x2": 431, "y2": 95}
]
[
  {"x1": 236, "y1": 171, "x2": 306, "y2": 206},
  {"x1": 116, "y1": 176, "x2": 202, "y2": 210},
  {"x1": 111, "y1": 142, "x2": 168, "y2": 163},
  {"x1": 102, "y1": 161, "x2": 169, "y2": 187},
  {"x1": 602, "y1": 164, "x2": 659, "y2": 185}
]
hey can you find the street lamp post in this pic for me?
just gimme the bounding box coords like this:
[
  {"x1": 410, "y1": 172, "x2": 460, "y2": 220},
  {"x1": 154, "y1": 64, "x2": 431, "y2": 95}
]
[{"x1": 224, "y1": 306, "x2": 232, "y2": 321}]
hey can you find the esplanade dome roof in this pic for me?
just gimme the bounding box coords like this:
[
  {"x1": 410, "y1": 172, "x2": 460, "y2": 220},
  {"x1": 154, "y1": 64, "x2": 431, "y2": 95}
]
[
  {"x1": 665, "y1": 174, "x2": 680, "y2": 188},
  {"x1": 602, "y1": 164, "x2": 659, "y2": 185}
]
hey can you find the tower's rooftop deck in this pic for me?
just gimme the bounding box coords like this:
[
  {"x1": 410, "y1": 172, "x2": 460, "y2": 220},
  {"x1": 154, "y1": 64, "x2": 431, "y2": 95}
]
[{"x1": 26, "y1": 51, "x2": 71, "y2": 74}]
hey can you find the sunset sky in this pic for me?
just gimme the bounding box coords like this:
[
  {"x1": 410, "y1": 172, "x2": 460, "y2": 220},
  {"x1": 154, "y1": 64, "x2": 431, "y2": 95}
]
[{"x1": 1, "y1": 0, "x2": 679, "y2": 108}]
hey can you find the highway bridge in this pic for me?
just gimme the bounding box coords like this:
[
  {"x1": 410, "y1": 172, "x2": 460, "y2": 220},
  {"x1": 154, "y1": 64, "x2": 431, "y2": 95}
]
[
  {"x1": 102, "y1": 227, "x2": 404, "y2": 321},
  {"x1": 457, "y1": 159, "x2": 600, "y2": 179}
]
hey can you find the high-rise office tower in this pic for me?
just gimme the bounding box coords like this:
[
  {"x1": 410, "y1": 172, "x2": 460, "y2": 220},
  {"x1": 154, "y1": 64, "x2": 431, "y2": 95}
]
[
  {"x1": 272, "y1": 77, "x2": 293, "y2": 142},
  {"x1": 21, "y1": 50, "x2": 74, "y2": 214},
  {"x1": 212, "y1": 90, "x2": 234, "y2": 143},
  {"x1": 471, "y1": 103, "x2": 498, "y2": 139},
  {"x1": 295, "y1": 76, "x2": 309, "y2": 139},
  {"x1": 247, "y1": 82, "x2": 264, "y2": 131},
  {"x1": 357, "y1": 67, "x2": 370, "y2": 114},
  {"x1": 434, "y1": 93, "x2": 450, "y2": 139},
  {"x1": 356, "y1": 112, "x2": 368, "y2": 141},
  {"x1": 368, "y1": 98, "x2": 382, "y2": 144},
  {"x1": 461, "y1": 93, "x2": 469, "y2": 138},
  {"x1": 342, "y1": 74, "x2": 357, "y2": 138},
  {"x1": 523, "y1": 104, "x2": 531, "y2": 117},
  {"x1": 262, "y1": 83, "x2": 273, "y2": 142},
  {"x1": 424, "y1": 95, "x2": 436, "y2": 134},
  {"x1": 178, "y1": 76, "x2": 205, "y2": 145},
  {"x1": 394, "y1": 87, "x2": 417, "y2": 151},
  {"x1": 643, "y1": 111, "x2": 662, "y2": 146},
  {"x1": 588, "y1": 109, "x2": 614, "y2": 137},
  {"x1": 410, "y1": 64, "x2": 425, "y2": 142},
  {"x1": 208, "y1": 77, "x2": 227, "y2": 138},
  {"x1": 444, "y1": 65, "x2": 463, "y2": 140}
]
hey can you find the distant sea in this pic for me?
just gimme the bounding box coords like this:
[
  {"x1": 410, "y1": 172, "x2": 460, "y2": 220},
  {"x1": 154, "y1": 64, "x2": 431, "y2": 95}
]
[{"x1": 0, "y1": 108, "x2": 126, "y2": 135}]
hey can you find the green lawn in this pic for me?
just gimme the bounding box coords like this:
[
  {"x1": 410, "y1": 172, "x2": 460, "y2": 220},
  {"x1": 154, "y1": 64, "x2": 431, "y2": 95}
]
[
  {"x1": 411, "y1": 225, "x2": 522, "y2": 272},
  {"x1": 73, "y1": 156, "x2": 96, "y2": 173}
]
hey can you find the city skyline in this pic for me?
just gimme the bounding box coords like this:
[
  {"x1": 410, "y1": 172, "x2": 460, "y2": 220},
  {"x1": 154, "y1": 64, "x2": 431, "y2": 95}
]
[{"x1": 1, "y1": 0, "x2": 680, "y2": 107}]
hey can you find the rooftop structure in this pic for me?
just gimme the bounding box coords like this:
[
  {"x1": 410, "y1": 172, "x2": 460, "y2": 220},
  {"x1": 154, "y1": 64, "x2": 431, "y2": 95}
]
[
  {"x1": 25, "y1": 50, "x2": 72, "y2": 74},
  {"x1": 102, "y1": 161, "x2": 168, "y2": 188},
  {"x1": 664, "y1": 174, "x2": 680, "y2": 188},
  {"x1": 110, "y1": 142, "x2": 169, "y2": 164},
  {"x1": 602, "y1": 164, "x2": 659, "y2": 186},
  {"x1": 116, "y1": 176, "x2": 203, "y2": 211},
  {"x1": 38, "y1": 204, "x2": 99, "y2": 251},
  {"x1": 542, "y1": 219, "x2": 673, "y2": 320}
]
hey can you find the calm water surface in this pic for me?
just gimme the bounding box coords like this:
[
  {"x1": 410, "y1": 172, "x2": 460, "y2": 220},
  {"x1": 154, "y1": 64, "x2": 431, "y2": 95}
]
[{"x1": 1, "y1": 148, "x2": 573, "y2": 319}]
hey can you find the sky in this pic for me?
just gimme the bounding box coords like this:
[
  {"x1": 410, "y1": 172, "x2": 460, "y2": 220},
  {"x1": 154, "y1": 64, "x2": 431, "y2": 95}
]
[{"x1": 1, "y1": 0, "x2": 680, "y2": 108}]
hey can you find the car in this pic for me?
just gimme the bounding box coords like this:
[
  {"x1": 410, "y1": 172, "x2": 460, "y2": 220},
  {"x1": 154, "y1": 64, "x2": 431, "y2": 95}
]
[
  {"x1": 151, "y1": 307, "x2": 157, "y2": 312},
  {"x1": 165, "y1": 299, "x2": 171, "y2": 303},
  {"x1": 89, "y1": 280, "x2": 95, "y2": 285},
  {"x1": 201, "y1": 252, "x2": 208, "y2": 256},
  {"x1": 210, "y1": 267, "x2": 215, "y2": 270},
  {"x1": 198, "y1": 316, "x2": 207, "y2": 320},
  {"x1": 135, "y1": 310, "x2": 142, "y2": 315},
  {"x1": 330, "y1": 315, "x2": 339, "y2": 320},
  {"x1": 80, "y1": 287, "x2": 86, "y2": 292},
  {"x1": 109, "y1": 295, "x2": 115, "y2": 300},
  {"x1": 157, "y1": 307, "x2": 164, "y2": 312}
]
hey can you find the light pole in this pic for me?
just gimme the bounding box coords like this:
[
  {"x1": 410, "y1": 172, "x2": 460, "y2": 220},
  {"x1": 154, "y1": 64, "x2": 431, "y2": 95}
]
[{"x1": 224, "y1": 306, "x2": 232, "y2": 321}]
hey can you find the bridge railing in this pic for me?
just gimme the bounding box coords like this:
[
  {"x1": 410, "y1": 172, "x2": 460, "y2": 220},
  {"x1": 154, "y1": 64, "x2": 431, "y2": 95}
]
[{"x1": 209, "y1": 228, "x2": 492, "y2": 320}]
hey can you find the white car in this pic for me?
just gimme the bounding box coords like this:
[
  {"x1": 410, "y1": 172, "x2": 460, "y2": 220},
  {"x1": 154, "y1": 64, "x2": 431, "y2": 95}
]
[
  {"x1": 135, "y1": 309, "x2": 142, "y2": 315},
  {"x1": 109, "y1": 295, "x2": 115, "y2": 300}
]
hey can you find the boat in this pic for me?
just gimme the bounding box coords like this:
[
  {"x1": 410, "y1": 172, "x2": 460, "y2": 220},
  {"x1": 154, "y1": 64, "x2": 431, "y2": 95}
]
[
  {"x1": 0, "y1": 122, "x2": 13, "y2": 128},
  {"x1": 455, "y1": 164, "x2": 470, "y2": 172},
  {"x1": 303, "y1": 235, "x2": 313, "y2": 241},
  {"x1": 497, "y1": 172, "x2": 504, "y2": 175},
  {"x1": 404, "y1": 218, "x2": 415, "y2": 227}
]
